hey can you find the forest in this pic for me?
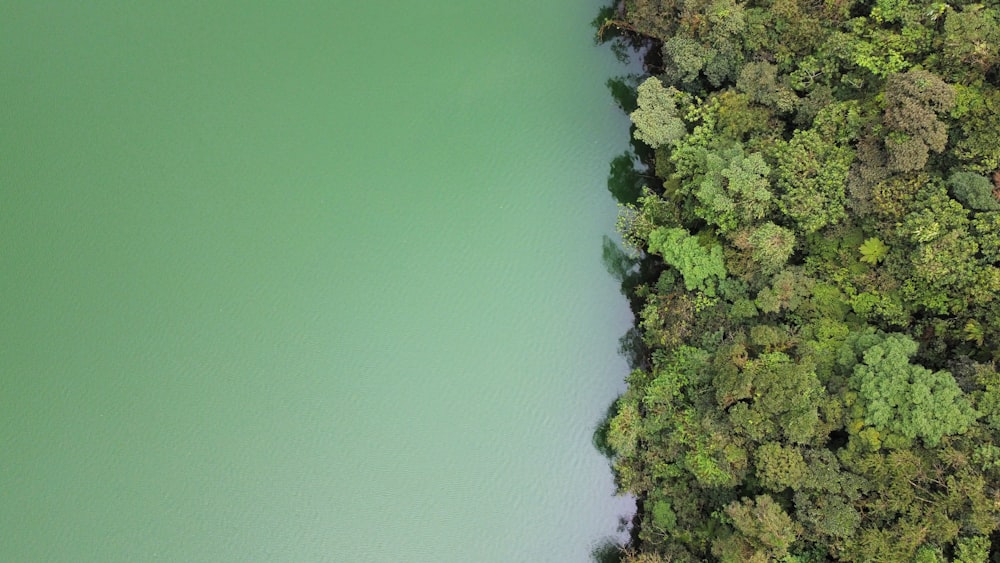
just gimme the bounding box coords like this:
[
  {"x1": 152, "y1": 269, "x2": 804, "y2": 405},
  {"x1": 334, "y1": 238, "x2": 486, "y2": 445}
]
[{"x1": 596, "y1": 0, "x2": 1000, "y2": 560}]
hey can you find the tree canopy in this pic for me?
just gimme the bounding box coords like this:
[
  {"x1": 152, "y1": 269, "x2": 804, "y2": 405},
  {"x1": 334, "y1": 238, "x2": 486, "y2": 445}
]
[{"x1": 598, "y1": 0, "x2": 1000, "y2": 559}]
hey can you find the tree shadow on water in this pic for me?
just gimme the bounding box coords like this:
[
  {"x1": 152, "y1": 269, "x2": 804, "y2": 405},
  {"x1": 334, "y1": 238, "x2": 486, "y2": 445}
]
[
  {"x1": 604, "y1": 72, "x2": 658, "y2": 208},
  {"x1": 617, "y1": 326, "x2": 648, "y2": 373},
  {"x1": 591, "y1": 512, "x2": 635, "y2": 562},
  {"x1": 591, "y1": 536, "x2": 627, "y2": 563},
  {"x1": 607, "y1": 74, "x2": 641, "y2": 115},
  {"x1": 602, "y1": 234, "x2": 638, "y2": 283},
  {"x1": 607, "y1": 152, "x2": 645, "y2": 205}
]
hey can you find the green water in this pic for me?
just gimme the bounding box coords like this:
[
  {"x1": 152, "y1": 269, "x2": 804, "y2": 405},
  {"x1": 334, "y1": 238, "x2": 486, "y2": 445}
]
[{"x1": 1, "y1": 2, "x2": 634, "y2": 561}]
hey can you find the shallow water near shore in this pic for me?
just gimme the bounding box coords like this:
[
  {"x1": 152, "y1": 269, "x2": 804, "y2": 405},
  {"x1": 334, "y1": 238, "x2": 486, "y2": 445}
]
[{"x1": 1, "y1": 2, "x2": 635, "y2": 560}]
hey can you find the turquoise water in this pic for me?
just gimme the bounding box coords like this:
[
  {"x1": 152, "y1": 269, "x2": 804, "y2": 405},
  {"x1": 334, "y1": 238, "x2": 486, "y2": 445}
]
[{"x1": 1, "y1": 2, "x2": 634, "y2": 560}]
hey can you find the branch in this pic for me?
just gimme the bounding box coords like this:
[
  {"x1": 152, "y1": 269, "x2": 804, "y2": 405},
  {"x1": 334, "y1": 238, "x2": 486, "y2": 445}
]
[{"x1": 598, "y1": 18, "x2": 638, "y2": 41}]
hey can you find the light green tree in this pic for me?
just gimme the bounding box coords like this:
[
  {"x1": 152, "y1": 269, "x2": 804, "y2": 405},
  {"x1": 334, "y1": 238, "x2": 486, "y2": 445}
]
[
  {"x1": 850, "y1": 333, "x2": 978, "y2": 447},
  {"x1": 694, "y1": 147, "x2": 774, "y2": 233},
  {"x1": 859, "y1": 237, "x2": 889, "y2": 264},
  {"x1": 647, "y1": 227, "x2": 727, "y2": 296},
  {"x1": 747, "y1": 222, "x2": 796, "y2": 275},
  {"x1": 630, "y1": 77, "x2": 687, "y2": 149}
]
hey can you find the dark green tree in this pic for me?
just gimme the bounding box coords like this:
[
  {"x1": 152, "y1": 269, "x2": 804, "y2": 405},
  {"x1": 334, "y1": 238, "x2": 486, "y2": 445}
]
[
  {"x1": 949, "y1": 170, "x2": 1000, "y2": 211},
  {"x1": 774, "y1": 129, "x2": 853, "y2": 233},
  {"x1": 882, "y1": 69, "x2": 956, "y2": 172}
]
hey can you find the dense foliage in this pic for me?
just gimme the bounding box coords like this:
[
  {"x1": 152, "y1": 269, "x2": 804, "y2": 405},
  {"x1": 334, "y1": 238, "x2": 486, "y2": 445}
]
[{"x1": 599, "y1": 0, "x2": 1000, "y2": 559}]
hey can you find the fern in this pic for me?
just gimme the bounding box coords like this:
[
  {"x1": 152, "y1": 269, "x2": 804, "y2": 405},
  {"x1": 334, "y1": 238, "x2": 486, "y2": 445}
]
[{"x1": 859, "y1": 237, "x2": 889, "y2": 264}]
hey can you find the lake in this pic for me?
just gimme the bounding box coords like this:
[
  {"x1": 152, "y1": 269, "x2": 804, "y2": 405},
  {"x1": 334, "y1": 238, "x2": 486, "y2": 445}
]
[{"x1": 0, "y1": 2, "x2": 635, "y2": 560}]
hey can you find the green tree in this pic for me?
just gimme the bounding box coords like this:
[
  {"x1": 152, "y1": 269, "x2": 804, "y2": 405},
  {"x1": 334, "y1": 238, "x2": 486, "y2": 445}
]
[
  {"x1": 949, "y1": 84, "x2": 1000, "y2": 173},
  {"x1": 754, "y1": 268, "x2": 814, "y2": 314},
  {"x1": 662, "y1": 36, "x2": 709, "y2": 85},
  {"x1": 737, "y1": 62, "x2": 798, "y2": 113},
  {"x1": 972, "y1": 212, "x2": 1000, "y2": 262},
  {"x1": 715, "y1": 495, "x2": 800, "y2": 562},
  {"x1": 714, "y1": 90, "x2": 774, "y2": 142},
  {"x1": 894, "y1": 185, "x2": 998, "y2": 314},
  {"x1": 608, "y1": 395, "x2": 641, "y2": 459},
  {"x1": 795, "y1": 492, "x2": 861, "y2": 542},
  {"x1": 755, "y1": 442, "x2": 807, "y2": 491},
  {"x1": 954, "y1": 536, "x2": 990, "y2": 563},
  {"x1": 941, "y1": 7, "x2": 1000, "y2": 81},
  {"x1": 718, "y1": 352, "x2": 825, "y2": 444}
]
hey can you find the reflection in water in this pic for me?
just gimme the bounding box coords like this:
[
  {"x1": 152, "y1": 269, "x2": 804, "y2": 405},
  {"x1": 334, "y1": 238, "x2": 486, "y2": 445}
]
[
  {"x1": 602, "y1": 235, "x2": 651, "y2": 313},
  {"x1": 591, "y1": 394, "x2": 619, "y2": 460},
  {"x1": 601, "y1": 235, "x2": 638, "y2": 285}
]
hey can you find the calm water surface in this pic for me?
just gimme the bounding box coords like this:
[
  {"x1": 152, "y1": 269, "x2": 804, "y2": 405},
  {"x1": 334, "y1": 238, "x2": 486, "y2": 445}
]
[{"x1": 1, "y1": 2, "x2": 634, "y2": 561}]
